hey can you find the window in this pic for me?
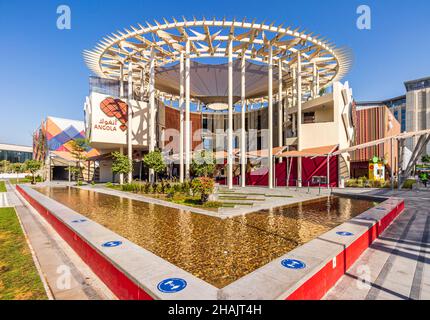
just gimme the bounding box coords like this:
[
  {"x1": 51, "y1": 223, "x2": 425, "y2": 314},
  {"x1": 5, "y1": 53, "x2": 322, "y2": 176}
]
[
  {"x1": 257, "y1": 115, "x2": 262, "y2": 130},
  {"x1": 203, "y1": 138, "x2": 213, "y2": 151},
  {"x1": 401, "y1": 109, "x2": 406, "y2": 132},
  {"x1": 202, "y1": 118, "x2": 208, "y2": 129},
  {"x1": 304, "y1": 112, "x2": 315, "y2": 124},
  {"x1": 257, "y1": 136, "x2": 262, "y2": 150}
]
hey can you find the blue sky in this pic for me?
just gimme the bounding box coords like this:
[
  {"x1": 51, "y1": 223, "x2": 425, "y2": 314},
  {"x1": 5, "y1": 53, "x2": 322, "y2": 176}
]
[{"x1": 0, "y1": 0, "x2": 429, "y2": 146}]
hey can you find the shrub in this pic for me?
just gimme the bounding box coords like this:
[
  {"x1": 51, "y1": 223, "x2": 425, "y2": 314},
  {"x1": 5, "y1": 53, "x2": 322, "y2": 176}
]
[
  {"x1": 191, "y1": 177, "x2": 214, "y2": 203},
  {"x1": 402, "y1": 179, "x2": 416, "y2": 189},
  {"x1": 202, "y1": 201, "x2": 223, "y2": 208}
]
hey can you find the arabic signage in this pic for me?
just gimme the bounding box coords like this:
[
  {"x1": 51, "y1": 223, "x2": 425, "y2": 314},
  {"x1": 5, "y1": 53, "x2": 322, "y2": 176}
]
[{"x1": 88, "y1": 92, "x2": 149, "y2": 146}]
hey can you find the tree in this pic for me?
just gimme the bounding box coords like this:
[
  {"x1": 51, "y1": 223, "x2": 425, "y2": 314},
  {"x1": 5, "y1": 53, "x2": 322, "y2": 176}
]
[
  {"x1": 24, "y1": 160, "x2": 42, "y2": 184},
  {"x1": 422, "y1": 154, "x2": 430, "y2": 163},
  {"x1": 0, "y1": 160, "x2": 10, "y2": 173},
  {"x1": 191, "y1": 150, "x2": 216, "y2": 177},
  {"x1": 191, "y1": 177, "x2": 215, "y2": 203},
  {"x1": 111, "y1": 151, "x2": 132, "y2": 184},
  {"x1": 69, "y1": 138, "x2": 89, "y2": 183},
  {"x1": 143, "y1": 150, "x2": 166, "y2": 182}
]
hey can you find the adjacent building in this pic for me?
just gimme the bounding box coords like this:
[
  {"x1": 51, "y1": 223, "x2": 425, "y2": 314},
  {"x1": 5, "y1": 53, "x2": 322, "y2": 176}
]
[
  {"x1": 0, "y1": 143, "x2": 32, "y2": 163},
  {"x1": 356, "y1": 76, "x2": 430, "y2": 158},
  {"x1": 33, "y1": 116, "x2": 99, "y2": 181}
]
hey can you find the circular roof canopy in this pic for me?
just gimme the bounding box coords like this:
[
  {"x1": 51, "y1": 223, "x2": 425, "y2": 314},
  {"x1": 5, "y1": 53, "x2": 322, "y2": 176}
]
[
  {"x1": 84, "y1": 17, "x2": 352, "y2": 102},
  {"x1": 155, "y1": 60, "x2": 286, "y2": 105}
]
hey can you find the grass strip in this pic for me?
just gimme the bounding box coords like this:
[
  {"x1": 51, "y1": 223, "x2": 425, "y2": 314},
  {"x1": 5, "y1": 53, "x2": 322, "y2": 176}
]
[{"x1": 0, "y1": 207, "x2": 47, "y2": 300}]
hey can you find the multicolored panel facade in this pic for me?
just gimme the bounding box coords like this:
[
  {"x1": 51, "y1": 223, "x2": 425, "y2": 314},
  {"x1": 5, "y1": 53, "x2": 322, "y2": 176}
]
[{"x1": 33, "y1": 117, "x2": 99, "y2": 161}]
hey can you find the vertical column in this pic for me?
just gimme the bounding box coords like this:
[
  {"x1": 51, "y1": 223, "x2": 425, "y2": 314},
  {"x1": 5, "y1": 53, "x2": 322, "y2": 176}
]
[
  {"x1": 149, "y1": 47, "x2": 156, "y2": 183},
  {"x1": 227, "y1": 40, "x2": 234, "y2": 189},
  {"x1": 391, "y1": 137, "x2": 394, "y2": 191},
  {"x1": 241, "y1": 55, "x2": 246, "y2": 188},
  {"x1": 127, "y1": 61, "x2": 134, "y2": 183},
  {"x1": 119, "y1": 63, "x2": 124, "y2": 184},
  {"x1": 268, "y1": 46, "x2": 273, "y2": 189},
  {"x1": 278, "y1": 59, "x2": 283, "y2": 163},
  {"x1": 179, "y1": 52, "x2": 185, "y2": 183},
  {"x1": 140, "y1": 67, "x2": 145, "y2": 100},
  {"x1": 297, "y1": 51, "x2": 303, "y2": 187},
  {"x1": 327, "y1": 154, "x2": 330, "y2": 189},
  {"x1": 185, "y1": 40, "x2": 191, "y2": 180},
  {"x1": 119, "y1": 63, "x2": 124, "y2": 98},
  {"x1": 312, "y1": 63, "x2": 318, "y2": 98}
]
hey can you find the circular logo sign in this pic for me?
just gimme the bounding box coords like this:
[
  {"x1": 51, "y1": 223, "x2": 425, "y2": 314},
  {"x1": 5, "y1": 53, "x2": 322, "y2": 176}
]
[
  {"x1": 336, "y1": 231, "x2": 354, "y2": 236},
  {"x1": 281, "y1": 259, "x2": 306, "y2": 270},
  {"x1": 71, "y1": 219, "x2": 87, "y2": 223},
  {"x1": 102, "y1": 241, "x2": 122, "y2": 248},
  {"x1": 157, "y1": 278, "x2": 187, "y2": 293}
]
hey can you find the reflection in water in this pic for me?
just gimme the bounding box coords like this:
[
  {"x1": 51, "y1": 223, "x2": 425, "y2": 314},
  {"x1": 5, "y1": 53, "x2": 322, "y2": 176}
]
[{"x1": 34, "y1": 187, "x2": 377, "y2": 288}]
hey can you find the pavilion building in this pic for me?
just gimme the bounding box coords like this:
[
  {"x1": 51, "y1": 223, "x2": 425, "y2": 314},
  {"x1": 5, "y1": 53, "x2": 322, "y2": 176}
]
[{"x1": 83, "y1": 18, "x2": 355, "y2": 188}]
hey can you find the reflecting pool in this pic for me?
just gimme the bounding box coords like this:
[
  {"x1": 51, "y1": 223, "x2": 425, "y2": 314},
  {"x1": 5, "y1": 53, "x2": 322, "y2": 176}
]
[{"x1": 34, "y1": 187, "x2": 378, "y2": 288}]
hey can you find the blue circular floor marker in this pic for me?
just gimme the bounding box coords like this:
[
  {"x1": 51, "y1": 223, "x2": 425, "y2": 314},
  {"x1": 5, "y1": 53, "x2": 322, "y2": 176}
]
[
  {"x1": 336, "y1": 231, "x2": 354, "y2": 236},
  {"x1": 157, "y1": 278, "x2": 187, "y2": 293},
  {"x1": 281, "y1": 259, "x2": 306, "y2": 270},
  {"x1": 102, "y1": 241, "x2": 122, "y2": 248},
  {"x1": 71, "y1": 219, "x2": 87, "y2": 223}
]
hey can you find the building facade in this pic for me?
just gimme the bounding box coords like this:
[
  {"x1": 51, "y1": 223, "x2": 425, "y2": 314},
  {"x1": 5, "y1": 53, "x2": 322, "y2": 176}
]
[
  {"x1": 0, "y1": 143, "x2": 32, "y2": 163},
  {"x1": 33, "y1": 116, "x2": 99, "y2": 181},
  {"x1": 356, "y1": 76, "x2": 430, "y2": 158},
  {"x1": 350, "y1": 106, "x2": 400, "y2": 178}
]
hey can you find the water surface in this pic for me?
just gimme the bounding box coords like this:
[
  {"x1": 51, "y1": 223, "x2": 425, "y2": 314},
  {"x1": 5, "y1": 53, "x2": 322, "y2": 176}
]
[{"x1": 34, "y1": 187, "x2": 377, "y2": 288}]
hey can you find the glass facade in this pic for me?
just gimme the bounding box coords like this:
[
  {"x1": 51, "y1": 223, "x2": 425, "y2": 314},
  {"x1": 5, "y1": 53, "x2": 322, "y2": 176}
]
[
  {"x1": 89, "y1": 76, "x2": 128, "y2": 98},
  {"x1": 405, "y1": 78, "x2": 430, "y2": 92},
  {"x1": 0, "y1": 149, "x2": 32, "y2": 163}
]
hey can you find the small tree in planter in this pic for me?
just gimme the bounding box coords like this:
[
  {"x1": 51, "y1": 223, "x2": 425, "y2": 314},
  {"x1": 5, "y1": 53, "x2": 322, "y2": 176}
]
[
  {"x1": 191, "y1": 177, "x2": 215, "y2": 203},
  {"x1": 143, "y1": 150, "x2": 166, "y2": 182},
  {"x1": 24, "y1": 160, "x2": 42, "y2": 185},
  {"x1": 111, "y1": 151, "x2": 132, "y2": 185},
  {"x1": 191, "y1": 150, "x2": 216, "y2": 177},
  {"x1": 69, "y1": 138, "x2": 89, "y2": 184}
]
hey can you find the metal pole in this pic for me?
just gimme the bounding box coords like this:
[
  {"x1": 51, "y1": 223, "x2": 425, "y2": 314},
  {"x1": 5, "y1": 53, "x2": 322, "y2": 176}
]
[
  {"x1": 241, "y1": 55, "x2": 246, "y2": 187},
  {"x1": 278, "y1": 59, "x2": 283, "y2": 163},
  {"x1": 268, "y1": 45, "x2": 273, "y2": 189},
  {"x1": 179, "y1": 52, "x2": 185, "y2": 183},
  {"x1": 297, "y1": 51, "x2": 302, "y2": 188},
  {"x1": 127, "y1": 61, "x2": 133, "y2": 183},
  {"x1": 391, "y1": 138, "x2": 394, "y2": 191},
  {"x1": 327, "y1": 154, "x2": 330, "y2": 189},
  {"x1": 149, "y1": 47, "x2": 156, "y2": 183},
  {"x1": 227, "y1": 39, "x2": 233, "y2": 189},
  {"x1": 185, "y1": 40, "x2": 191, "y2": 180}
]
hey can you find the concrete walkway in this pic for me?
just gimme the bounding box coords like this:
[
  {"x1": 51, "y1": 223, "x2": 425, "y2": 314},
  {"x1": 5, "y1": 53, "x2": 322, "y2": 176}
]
[
  {"x1": 1, "y1": 182, "x2": 116, "y2": 300},
  {"x1": 324, "y1": 188, "x2": 430, "y2": 300}
]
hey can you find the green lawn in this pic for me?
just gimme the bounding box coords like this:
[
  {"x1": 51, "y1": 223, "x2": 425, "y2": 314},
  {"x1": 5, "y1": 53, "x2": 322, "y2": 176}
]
[
  {"x1": 0, "y1": 181, "x2": 6, "y2": 192},
  {"x1": 0, "y1": 207, "x2": 47, "y2": 300},
  {"x1": 8, "y1": 178, "x2": 32, "y2": 185}
]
